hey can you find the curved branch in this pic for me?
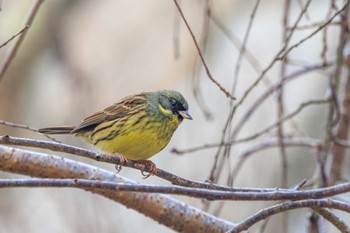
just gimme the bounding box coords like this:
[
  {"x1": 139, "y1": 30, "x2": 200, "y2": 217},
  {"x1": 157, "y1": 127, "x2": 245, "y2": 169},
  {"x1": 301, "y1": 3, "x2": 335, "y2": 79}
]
[
  {"x1": 0, "y1": 145, "x2": 234, "y2": 233},
  {"x1": 1, "y1": 145, "x2": 350, "y2": 201},
  {"x1": 228, "y1": 199, "x2": 350, "y2": 233},
  {"x1": 312, "y1": 208, "x2": 350, "y2": 233},
  {"x1": 0, "y1": 135, "x2": 276, "y2": 192}
]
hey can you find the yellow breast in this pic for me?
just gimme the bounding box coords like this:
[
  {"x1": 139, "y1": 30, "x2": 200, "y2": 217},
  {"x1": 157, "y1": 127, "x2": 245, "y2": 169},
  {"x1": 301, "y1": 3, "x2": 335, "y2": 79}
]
[{"x1": 80, "y1": 113, "x2": 181, "y2": 160}]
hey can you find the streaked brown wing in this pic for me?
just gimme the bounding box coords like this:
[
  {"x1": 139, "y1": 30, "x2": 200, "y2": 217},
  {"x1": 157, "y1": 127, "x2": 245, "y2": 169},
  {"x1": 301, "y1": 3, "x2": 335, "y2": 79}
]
[{"x1": 71, "y1": 93, "x2": 148, "y2": 134}]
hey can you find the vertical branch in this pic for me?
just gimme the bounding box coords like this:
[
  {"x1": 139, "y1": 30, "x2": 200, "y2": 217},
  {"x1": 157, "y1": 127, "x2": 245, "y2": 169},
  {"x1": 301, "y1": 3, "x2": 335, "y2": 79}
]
[
  {"x1": 327, "y1": 8, "x2": 350, "y2": 185},
  {"x1": 231, "y1": 0, "x2": 261, "y2": 95},
  {"x1": 173, "y1": 0, "x2": 182, "y2": 60},
  {"x1": 225, "y1": 0, "x2": 262, "y2": 190},
  {"x1": 0, "y1": 0, "x2": 45, "y2": 82},
  {"x1": 192, "y1": 0, "x2": 214, "y2": 119},
  {"x1": 279, "y1": 1, "x2": 291, "y2": 232},
  {"x1": 280, "y1": 0, "x2": 291, "y2": 189},
  {"x1": 326, "y1": 1, "x2": 350, "y2": 186}
]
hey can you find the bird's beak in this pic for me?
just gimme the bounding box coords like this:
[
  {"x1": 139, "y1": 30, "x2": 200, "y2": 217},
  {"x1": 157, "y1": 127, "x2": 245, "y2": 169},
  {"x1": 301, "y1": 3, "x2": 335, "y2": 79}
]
[{"x1": 178, "y1": 110, "x2": 193, "y2": 120}]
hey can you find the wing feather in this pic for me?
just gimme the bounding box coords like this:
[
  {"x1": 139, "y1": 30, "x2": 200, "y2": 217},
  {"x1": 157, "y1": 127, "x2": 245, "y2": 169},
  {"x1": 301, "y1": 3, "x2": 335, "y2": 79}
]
[{"x1": 71, "y1": 93, "x2": 148, "y2": 134}]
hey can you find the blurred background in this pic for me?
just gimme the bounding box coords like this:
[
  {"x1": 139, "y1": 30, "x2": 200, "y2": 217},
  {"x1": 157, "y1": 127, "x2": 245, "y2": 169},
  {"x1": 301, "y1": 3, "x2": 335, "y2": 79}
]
[{"x1": 0, "y1": 0, "x2": 348, "y2": 232}]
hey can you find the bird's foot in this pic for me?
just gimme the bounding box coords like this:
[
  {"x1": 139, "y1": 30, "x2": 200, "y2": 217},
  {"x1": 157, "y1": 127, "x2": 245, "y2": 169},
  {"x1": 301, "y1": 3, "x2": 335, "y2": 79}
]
[
  {"x1": 139, "y1": 160, "x2": 157, "y2": 179},
  {"x1": 114, "y1": 153, "x2": 129, "y2": 172}
]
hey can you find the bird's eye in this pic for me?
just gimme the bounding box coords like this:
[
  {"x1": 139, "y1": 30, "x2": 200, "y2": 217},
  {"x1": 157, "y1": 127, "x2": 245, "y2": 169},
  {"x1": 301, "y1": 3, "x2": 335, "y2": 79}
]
[{"x1": 170, "y1": 99, "x2": 177, "y2": 107}]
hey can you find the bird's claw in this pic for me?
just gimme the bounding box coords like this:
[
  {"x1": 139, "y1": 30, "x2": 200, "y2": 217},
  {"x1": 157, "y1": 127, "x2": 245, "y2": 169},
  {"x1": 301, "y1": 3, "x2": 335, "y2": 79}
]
[
  {"x1": 140, "y1": 160, "x2": 157, "y2": 179},
  {"x1": 114, "y1": 153, "x2": 129, "y2": 172}
]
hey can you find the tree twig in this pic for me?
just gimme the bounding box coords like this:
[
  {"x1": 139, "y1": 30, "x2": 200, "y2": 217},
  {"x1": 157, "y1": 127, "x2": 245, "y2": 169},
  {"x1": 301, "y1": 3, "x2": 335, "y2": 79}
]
[
  {"x1": 0, "y1": 0, "x2": 45, "y2": 82},
  {"x1": 172, "y1": 0, "x2": 235, "y2": 100},
  {"x1": 227, "y1": 199, "x2": 350, "y2": 233},
  {"x1": 327, "y1": 1, "x2": 350, "y2": 186},
  {"x1": 0, "y1": 176, "x2": 350, "y2": 202},
  {"x1": 312, "y1": 207, "x2": 350, "y2": 233},
  {"x1": 0, "y1": 120, "x2": 60, "y2": 142},
  {"x1": 0, "y1": 145, "x2": 234, "y2": 232},
  {"x1": 0, "y1": 25, "x2": 29, "y2": 49},
  {"x1": 172, "y1": 64, "x2": 331, "y2": 155},
  {"x1": 0, "y1": 135, "x2": 276, "y2": 192}
]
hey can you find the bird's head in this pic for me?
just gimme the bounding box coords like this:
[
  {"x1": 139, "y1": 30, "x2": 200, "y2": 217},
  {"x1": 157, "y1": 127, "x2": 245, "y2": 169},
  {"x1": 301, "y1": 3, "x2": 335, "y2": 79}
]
[{"x1": 154, "y1": 90, "x2": 192, "y2": 122}]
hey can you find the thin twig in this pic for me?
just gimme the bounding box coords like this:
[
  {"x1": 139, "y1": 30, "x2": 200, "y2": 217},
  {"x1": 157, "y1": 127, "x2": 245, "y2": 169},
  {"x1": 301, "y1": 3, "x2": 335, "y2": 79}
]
[
  {"x1": 229, "y1": 137, "x2": 321, "y2": 184},
  {"x1": 0, "y1": 0, "x2": 45, "y2": 82},
  {"x1": 231, "y1": 0, "x2": 261, "y2": 94},
  {"x1": 172, "y1": 64, "x2": 330, "y2": 155},
  {"x1": 0, "y1": 178, "x2": 350, "y2": 202},
  {"x1": 173, "y1": 98, "x2": 329, "y2": 156},
  {"x1": 333, "y1": 137, "x2": 350, "y2": 148},
  {"x1": 172, "y1": 0, "x2": 181, "y2": 59},
  {"x1": 210, "y1": 13, "x2": 272, "y2": 87},
  {"x1": 279, "y1": 1, "x2": 292, "y2": 215},
  {"x1": 0, "y1": 120, "x2": 60, "y2": 142},
  {"x1": 277, "y1": 1, "x2": 350, "y2": 60},
  {"x1": 234, "y1": 99, "x2": 330, "y2": 144},
  {"x1": 192, "y1": 0, "x2": 214, "y2": 119},
  {"x1": 0, "y1": 25, "x2": 29, "y2": 49},
  {"x1": 227, "y1": 199, "x2": 350, "y2": 233},
  {"x1": 278, "y1": 7, "x2": 312, "y2": 228},
  {"x1": 226, "y1": 1, "x2": 347, "y2": 141},
  {"x1": 172, "y1": 0, "x2": 235, "y2": 100},
  {"x1": 293, "y1": 179, "x2": 308, "y2": 190}
]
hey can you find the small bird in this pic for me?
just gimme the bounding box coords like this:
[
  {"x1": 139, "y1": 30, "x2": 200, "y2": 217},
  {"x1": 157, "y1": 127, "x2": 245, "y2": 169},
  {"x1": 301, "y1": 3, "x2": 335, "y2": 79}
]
[{"x1": 38, "y1": 90, "x2": 192, "y2": 178}]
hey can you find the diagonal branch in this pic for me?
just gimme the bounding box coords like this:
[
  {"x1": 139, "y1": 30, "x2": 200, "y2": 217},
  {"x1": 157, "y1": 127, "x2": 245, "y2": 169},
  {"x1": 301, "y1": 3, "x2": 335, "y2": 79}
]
[
  {"x1": 0, "y1": 0, "x2": 45, "y2": 82},
  {"x1": 312, "y1": 207, "x2": 350, "y2": 233},
  {"x1": 228, "y1": 199, "x2": 350, "y2": 233},
  {"x1": 172, "y1": 0, "x2": 235, "y2": 100},
  {"x1": 0, "y1": 145, "x2": 234, "y2": 233},
  {"x1": 0, "y1": 25, "x2": 29, "y2": 49}
]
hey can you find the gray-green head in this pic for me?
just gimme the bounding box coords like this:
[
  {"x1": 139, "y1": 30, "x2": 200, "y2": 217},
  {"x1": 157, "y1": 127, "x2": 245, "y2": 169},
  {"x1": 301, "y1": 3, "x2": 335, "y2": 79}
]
[{"x1": 150, "y1": 90, "x2": 192, "y2": 122}]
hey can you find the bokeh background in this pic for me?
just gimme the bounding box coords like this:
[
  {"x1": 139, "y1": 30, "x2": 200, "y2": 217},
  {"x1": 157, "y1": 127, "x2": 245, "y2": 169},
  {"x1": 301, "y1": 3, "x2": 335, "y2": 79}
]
[{"x1": 0, "y1": 0, "x2": 348, "y2": 232}]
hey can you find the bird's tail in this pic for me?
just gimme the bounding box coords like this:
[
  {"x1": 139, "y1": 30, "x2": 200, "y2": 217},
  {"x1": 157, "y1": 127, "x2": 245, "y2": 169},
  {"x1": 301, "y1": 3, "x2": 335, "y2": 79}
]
[{"x1": 37, "y1": 126, "x2": 75, "y2": 135}]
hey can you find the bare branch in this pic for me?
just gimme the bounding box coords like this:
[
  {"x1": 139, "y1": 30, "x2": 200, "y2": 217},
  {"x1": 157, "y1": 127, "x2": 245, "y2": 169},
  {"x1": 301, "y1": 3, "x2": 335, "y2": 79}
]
[
  {"x1": 312, "y1": 208, "x2": 350, "y2": 233},
  {"x1": 192, "y1": 0, "x2": 214, "y2": 119},
  {"x1": 175, "y1": 98, "x2": 329, "y2": 155},
  {"x1": 172, "y1": 0, "x2": 235, "y2": 100},
  {"x1": 0, "y1": 0, "x2": 45, "y2": 82},
  {"x1": 231, "y1": 0, "x2": 261, "y2": 94},
  {"x1": 228, "y1": 199, "x2": 350, "y2": 233},
  {"x1": 0, "y1": 175, "x2": 350, "y2": 202},
  {"x1": 225, "y1": 1, "x2": 347, "y2": 142},
  {"x1": 0, "y1": 135, "x2": 275, "y2": 192},
  {"x1": 277, "y1": 0, "x2": 350, "y2": 60},
  {"x1": 2, "y1": 145, "x2": 350, "y2": 202},
  {"x1": 0, "y1": 120, "x2": 60, "y2": 142},
  {"x1": 0, "y1": 145, "x2": 234, "y2": 232},
  {"x1": 230, "y1": 137, "x2": 321, "y2": 184},
  {"x1": 234, "y1": 99, "x2": 330, "y2": 143},
  {"x1": 0, "y1": 25, "x2": 29, "y2": 49},
  {"x1": 327, "y1": 1, "x2": 350, "y2": 186},
  {"x1": 172, "y1": 64, "x2": 331, "y2": 155}
]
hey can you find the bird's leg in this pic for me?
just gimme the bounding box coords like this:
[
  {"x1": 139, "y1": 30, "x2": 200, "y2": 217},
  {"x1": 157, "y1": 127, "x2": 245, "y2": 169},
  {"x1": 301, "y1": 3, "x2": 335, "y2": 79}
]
[
  {"x1": 114, "y1": 153, "x2": 129, "y2": 172},
  {"x1": 139, "y1": 160, "x2": 157, "y2": 179}
]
